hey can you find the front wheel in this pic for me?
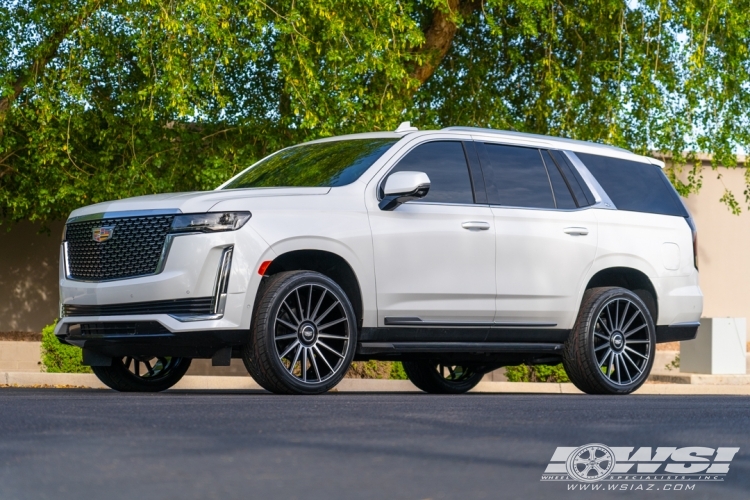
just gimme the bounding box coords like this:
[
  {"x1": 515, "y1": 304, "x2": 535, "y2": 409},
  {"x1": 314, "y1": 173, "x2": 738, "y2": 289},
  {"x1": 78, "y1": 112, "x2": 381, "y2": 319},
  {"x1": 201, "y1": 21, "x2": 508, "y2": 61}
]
[
  {"x1": 563, "y1": 287, "x2": 656, "y2": 395},
  {"x1": 403, "y1": 361, "x2": 484, "y2": 394},
  {"x1": 92, "y1": 356, "x2": 191, "y2": 392},
  {"x1": 242, "y1": 271, "x2": 358, "y2": 395}
]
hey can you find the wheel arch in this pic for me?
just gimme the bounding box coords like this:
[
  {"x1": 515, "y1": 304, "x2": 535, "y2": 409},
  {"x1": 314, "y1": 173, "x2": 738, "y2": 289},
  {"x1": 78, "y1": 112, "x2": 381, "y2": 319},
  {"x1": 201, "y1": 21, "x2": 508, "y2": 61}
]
[
  {"x1": 261, "y1": 249, "x2": 364, "y2": 328},
  {"x1": 584, "y1": 267, "x2": 658, "y2": 323}
]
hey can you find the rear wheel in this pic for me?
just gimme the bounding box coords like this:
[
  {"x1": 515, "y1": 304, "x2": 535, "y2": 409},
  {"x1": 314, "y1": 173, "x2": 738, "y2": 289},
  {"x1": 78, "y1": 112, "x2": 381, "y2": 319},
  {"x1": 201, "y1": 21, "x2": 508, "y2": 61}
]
[
  {"x1": 92, "y1": 356, "x2": 191, "y2": 392},
  {"x1": 242, "y1": 271, "x2": 358, "y2": 395},
  {"x1": 562, "y1": 287, "x2": 655, "y2": 395},
  {"x1": 403, "y1": 361, "x2": 484, "y2": 394}
]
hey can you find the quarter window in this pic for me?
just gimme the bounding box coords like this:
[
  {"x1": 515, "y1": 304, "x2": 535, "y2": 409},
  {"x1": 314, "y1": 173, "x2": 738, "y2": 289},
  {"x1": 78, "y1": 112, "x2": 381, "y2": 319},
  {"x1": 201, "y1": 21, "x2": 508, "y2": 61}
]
[
  {"x1": 482, "y1": 144, "x2": 555, "y2": 208},
  {"x1": 385, "y1": 141, "x2": 475, "y2": 204},
  {"x1": 576, "y1": 153, "x2": 688, "y2": 217},
  {"x1": 543, "y1": 153, "x2": 578, "y2": 209}
]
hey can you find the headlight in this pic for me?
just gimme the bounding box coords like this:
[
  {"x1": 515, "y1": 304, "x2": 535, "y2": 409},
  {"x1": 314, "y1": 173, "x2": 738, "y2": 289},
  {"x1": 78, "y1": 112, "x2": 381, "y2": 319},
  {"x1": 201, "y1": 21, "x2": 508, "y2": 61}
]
[{"x1": 170, "y1": 212, "x2": 251, "y2": 233}]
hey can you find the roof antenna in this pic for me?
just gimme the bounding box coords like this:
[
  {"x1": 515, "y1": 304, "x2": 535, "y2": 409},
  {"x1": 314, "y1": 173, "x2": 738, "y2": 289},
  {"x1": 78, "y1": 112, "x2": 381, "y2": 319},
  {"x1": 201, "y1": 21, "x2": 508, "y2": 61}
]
[{"x1": 395, "y1": 121, "x2": 418, "y2": 133}]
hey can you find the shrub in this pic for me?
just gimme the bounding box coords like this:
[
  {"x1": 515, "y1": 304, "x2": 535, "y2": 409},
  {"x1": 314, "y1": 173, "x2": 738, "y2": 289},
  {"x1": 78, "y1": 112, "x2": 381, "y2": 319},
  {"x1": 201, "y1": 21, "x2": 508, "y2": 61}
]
[
  {"x1": 505, "y1": 363, "x2": 569, "y2": 383},
  {"x1": 40, "y1": 321, "x2": 91, "y2": 373},
  {"x1": 346, "y1": 360, "x2": 408, "y2": 380}
]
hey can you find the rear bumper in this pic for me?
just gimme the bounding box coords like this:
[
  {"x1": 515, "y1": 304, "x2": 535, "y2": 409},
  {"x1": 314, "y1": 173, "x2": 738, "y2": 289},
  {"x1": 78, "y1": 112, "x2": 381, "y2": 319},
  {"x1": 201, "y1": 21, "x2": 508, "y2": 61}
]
[{"x1": 655, "y1": 322, "x2": 699, "y2": 344}]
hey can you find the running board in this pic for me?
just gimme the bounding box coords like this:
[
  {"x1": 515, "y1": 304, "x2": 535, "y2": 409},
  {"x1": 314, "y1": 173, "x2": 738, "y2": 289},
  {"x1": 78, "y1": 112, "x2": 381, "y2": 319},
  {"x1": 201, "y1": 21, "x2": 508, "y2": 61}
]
[{"x1": 358, "y1": 342, "x2": 564, "y2": 355}]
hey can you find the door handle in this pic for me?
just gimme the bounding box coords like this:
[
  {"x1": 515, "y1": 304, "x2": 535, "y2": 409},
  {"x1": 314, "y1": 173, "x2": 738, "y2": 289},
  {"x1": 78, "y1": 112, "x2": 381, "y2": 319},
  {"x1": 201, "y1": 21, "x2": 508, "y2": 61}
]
[
  {"x1": 462, "y1": 221, "x2": 491, "y2": 230},
  {"x1": 564, "y1": 227, "x2": 589, "y2": 236}
]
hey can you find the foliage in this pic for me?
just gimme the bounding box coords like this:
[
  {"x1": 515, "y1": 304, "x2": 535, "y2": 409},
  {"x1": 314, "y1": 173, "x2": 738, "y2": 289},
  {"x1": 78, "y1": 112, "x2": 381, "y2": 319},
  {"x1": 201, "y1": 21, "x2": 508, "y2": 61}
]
[
  {"x1": 40, "y1": 320, "x2": 91, "y2": 373},
  {"x1": 505, "y1": 363, "x2": 570, "y2": 383},
  {"x1": 2, "y1": 0, "x2": 750, "y2": 223},
  {"x1": 346, "y1": 360, "x2": 408, "y2": 380},
  {"x1": 665, "y1": 354, "x2": 680, "y2": 371}
]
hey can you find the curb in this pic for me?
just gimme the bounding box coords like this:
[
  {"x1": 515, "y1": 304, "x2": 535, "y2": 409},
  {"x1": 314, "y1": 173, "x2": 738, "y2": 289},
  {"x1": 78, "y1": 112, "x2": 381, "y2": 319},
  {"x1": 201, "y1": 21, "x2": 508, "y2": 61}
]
[{"x1": 4, "y1": 372, "x2": 750, "y2": 394}]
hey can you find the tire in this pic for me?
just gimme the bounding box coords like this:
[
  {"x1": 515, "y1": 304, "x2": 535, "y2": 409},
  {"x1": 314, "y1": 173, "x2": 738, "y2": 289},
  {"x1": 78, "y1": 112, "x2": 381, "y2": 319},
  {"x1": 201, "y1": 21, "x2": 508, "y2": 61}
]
[
  {"x1": 242, "y1": 271, "x2": 358, "y2": 395},
  {"x1": 403, "y1": 361, "x2": 484, "y2": 394},
  {"x1": 92, "y1": 356, "x2": 191, "y2": 392},
  {"x1": 563, "y1": 287, "x2": 656, "y2": 395}
]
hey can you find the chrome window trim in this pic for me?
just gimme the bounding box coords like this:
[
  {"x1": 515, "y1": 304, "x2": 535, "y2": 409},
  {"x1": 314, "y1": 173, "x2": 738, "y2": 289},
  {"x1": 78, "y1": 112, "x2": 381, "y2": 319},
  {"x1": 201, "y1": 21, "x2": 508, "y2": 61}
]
[
  {"x1": 66, "y1": 208, "x2": 182, "y2": 224},
  {"x1": 562, "y1": 151, "x2": 617, "y2": 210}
]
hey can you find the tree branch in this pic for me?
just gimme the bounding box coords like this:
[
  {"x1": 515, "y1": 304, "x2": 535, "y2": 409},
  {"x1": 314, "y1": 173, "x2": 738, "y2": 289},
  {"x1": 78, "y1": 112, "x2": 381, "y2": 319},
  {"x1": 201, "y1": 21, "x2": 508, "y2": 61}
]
[
  {"x1": 0, "y1": 0, "x2": 105, "y2": 117},
  {"x1": 409, "y1": 0, "x2": 480, "y2": 86}
]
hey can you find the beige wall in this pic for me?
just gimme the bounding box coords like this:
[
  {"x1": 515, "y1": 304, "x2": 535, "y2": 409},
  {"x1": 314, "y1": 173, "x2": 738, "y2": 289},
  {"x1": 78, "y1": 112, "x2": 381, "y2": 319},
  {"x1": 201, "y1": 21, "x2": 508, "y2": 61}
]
[
  {"x1": 0, "y1": 221, "x2": 64, "y2": 332},
  {"x1": 680, "y1": 162, "x2": 750, "y2": 322},
  {"x1": 0, "y1": 162, "x2": 748, "y2": 334}
]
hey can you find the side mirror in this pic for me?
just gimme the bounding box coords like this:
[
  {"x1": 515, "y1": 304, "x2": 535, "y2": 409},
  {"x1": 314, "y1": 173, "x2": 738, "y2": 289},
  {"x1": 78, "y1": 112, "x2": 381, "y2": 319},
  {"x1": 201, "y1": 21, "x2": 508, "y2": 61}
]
[{"x1": 379, "y1": 171, "x2": 431, "y2": 211}]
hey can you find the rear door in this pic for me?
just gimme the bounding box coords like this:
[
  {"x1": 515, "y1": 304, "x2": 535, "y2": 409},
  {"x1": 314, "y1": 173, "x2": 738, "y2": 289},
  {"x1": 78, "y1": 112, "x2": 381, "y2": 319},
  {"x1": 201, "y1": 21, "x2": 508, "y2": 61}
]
[{"x1": 476, "y1": 142, "x2": 599, "y2": 330}]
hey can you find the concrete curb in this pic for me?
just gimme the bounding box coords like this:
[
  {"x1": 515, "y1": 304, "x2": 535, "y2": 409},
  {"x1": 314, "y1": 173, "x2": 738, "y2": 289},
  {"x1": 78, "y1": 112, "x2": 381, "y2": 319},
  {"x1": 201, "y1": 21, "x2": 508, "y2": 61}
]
[{"x1": 3, "y1": 372, "x2": 750, "y2": 394}]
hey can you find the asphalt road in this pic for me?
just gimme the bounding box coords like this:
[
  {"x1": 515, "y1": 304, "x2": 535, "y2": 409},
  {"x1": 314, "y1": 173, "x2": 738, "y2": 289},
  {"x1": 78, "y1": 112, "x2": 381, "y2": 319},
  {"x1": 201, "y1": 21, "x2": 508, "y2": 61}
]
[{"x1": 0, "y1": 389, "x2": 748, "y2": 500}]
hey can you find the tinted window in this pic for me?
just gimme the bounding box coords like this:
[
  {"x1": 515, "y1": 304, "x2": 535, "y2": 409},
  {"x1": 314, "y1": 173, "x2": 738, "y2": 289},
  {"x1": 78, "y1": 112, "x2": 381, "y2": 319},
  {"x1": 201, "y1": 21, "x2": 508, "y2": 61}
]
[
  {"x1": 386, "y1": 141, "x2": 474, "y2": 204},
  {"x1": 548, "y1": 150, "x2": 595, "y2": 206},
  {"x1": 482, "y1": 144, "x2": 555, "y2": 208},
  {"x1": 223, "y1": 139, "x2": 397, "y2": 189},
  {"x1": 576, "y1": 153, "x2": 688, "y2": 217},
  {"x1": 543, "y1": 153, "x2": 577, "y2": 209}
]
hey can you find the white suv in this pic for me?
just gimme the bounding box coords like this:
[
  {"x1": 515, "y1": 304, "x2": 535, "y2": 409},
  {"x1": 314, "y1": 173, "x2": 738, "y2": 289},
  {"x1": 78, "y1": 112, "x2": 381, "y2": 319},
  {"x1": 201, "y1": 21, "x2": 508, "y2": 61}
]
[{"x1": 56, "y1": 124, "x2": 703, "y2": 395}]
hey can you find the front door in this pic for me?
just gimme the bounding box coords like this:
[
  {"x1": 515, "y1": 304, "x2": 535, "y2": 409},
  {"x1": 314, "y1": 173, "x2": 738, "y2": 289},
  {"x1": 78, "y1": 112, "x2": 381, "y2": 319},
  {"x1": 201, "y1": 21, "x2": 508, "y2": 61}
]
[{"x1": 368, "y1": 140, "x2": 496, "y2": 326}]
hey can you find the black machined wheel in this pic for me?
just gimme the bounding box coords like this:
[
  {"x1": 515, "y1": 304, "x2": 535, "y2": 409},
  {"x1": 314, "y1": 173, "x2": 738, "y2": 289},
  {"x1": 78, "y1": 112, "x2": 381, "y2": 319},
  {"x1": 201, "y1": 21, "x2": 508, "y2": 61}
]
[
  {"x1": 92, "y1": 356, "x2": 191, "y2": 392},
  {"x1": 563, "y1": 287, "x2": 656, "y2": 395},
  {"x1": 242, "y1": 271, "x2": 357, "y2": 395},
  {"x1": 403, "y1": 361, "x2": 484, "y2": 394}
]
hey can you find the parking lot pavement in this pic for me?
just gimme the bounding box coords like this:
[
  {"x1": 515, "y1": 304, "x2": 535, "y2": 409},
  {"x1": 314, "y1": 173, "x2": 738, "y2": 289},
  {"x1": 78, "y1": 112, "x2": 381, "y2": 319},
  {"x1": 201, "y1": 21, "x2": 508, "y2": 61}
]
[{"x1": 0, "y1": 389, "x2": 748, "y2": 500}]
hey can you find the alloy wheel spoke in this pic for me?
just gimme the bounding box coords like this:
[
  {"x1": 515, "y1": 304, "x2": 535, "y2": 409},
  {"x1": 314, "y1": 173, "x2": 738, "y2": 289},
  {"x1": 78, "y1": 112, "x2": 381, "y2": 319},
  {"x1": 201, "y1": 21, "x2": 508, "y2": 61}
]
[
  {"x1": 618, "y1": 301, "x2": 629, "y2": 330},
  {"x1": 606, "y1": 303, "x2": 615, "y2": 335},
  {"x1": 621, "y1": 307, "x2": 641, "y2": 333},
  {"x1": 315, "y1": 300, "x2": 341, "y2": 324},
  {"x1": 624, "y1": 346, "x2": 648, "y2": 360},
  {"x1": 282, "y1": 300, "x2": 300, "y2": 325},
  {"x1": 614, "y1": 300, "x2": 620, "y2": 332},
  {"x1": 125, "y1": 357, "x2": 133, "y2": 370},
  {"x1": 313, "y1": 345, "x2": 335, "y2": 373},
  {"x1": 311, "y1": 289, "x2": 327, "y2": 321},
  {"x1": 607, "y1": 351, "x2": 615, "y2": 378},
  {"x1": 317, "y1": 340, "x2": 344, "y2": 358},
  {"x1": 306, "y1": 285, "x2": 313, "y2": 320},
  {"x1": 279, "y1": 340, "x2": 300, "y2": 360},
  {"x1": 288, "y1": 344, "x2": 302, "y2": 375},
  {"x1": 624, "y1": 323, "x2": 647, "y2": 337},
  {"x1": 598, "y1": 349, "x2": 613, "y2": 369},
  {"x1": 594, "y1": 331, "x2": 609, "y2": 341},
  {"x1": 275, "y1": 333, "x2": 298, "y2": 341},
  {"x1": 302, "y1": 348, "x2": 308, "y2": 382},
  {"x1": 615, "y1": 354, "x2": 621, "y2": 384},
  {"x1": 310, "y1": 348, "x2": 321, "y2": 381},
  {"x1": 594, "y1": 342, "x2": 610, "y2": 352},
  {"x1": 619, "y1": 353, "x2": 632, "y2": 383},
  {"x1": 276, "y1": 318, "x2": 298, "y2": 331},
  {"x1": 296, "y1": 289, "x2": 304, "y2": 322},
  {"x1": 622, "y1": 351, "x2": 644, "y2": 374},
  {"x1": 144, "y1": 360, "x2": 155, "y2": 376},
  {"x1": 318, "y1": 333, "x2": 348, "y2": 340},
  {"x1": 318, "y1": 316, "x2": 347, "y2": 331}
]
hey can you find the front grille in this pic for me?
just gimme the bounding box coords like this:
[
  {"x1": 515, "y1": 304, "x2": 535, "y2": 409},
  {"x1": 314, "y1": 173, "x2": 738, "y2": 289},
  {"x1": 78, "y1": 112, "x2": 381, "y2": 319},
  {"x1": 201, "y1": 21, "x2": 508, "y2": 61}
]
[
  {"x1": 63, "y1": 297, "x2": 213, "y2": 317},
  {"x1": 67, "y1": 322, "x2": 170, "y2": 336},
  {"x1": 65, "y1": 215, "x2": 175, "y2": 281}
]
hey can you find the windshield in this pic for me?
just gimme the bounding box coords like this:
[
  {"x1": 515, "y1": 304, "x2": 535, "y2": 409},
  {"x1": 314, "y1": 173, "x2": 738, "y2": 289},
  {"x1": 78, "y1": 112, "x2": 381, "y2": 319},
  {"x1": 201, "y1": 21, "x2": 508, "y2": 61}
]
[{"x1": 222, "y1": 138, "x2": 398, "y2": 189}]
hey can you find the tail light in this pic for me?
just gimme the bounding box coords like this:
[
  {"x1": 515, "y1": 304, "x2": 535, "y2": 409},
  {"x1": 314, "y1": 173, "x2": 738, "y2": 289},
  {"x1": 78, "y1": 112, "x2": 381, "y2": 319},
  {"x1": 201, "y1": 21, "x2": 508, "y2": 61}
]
[{"x1": 685, "y1": 216, "x2": 698, "y2": 269}]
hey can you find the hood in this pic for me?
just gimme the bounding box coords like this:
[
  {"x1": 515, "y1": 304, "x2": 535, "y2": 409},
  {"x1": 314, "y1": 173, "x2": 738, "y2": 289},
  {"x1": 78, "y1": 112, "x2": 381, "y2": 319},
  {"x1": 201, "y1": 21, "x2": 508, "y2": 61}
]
[{"x1": 67, "y1": 187, "x2": 331, "y2": 220}]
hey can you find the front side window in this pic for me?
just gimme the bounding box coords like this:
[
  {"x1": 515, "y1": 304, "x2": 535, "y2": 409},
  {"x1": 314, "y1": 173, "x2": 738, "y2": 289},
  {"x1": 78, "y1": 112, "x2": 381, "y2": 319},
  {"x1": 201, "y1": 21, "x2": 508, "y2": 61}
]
[
  {"x1": 384, "y1": 141, "x2": 475, "y2": 204},
  {"x1": 222, "y1": 139, "x2": 398, "y2": 189},
  {"x1": 482, "y1": 144, "x2": 555, "y2": 208}
]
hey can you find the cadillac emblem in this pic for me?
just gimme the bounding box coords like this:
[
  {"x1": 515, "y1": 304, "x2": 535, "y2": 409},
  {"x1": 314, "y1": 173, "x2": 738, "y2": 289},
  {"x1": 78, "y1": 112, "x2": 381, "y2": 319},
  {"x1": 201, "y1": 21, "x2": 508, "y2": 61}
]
[{"x1": 92, "y1": 226, "x2": 115, "y2": 243}]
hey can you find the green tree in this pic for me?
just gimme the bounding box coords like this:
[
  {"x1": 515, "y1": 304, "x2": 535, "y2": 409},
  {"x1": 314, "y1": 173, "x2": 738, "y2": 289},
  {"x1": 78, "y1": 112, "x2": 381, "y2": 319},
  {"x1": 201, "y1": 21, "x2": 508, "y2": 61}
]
[{"x1": 2, "y1": 0, "x2": 749, "y2": 223}]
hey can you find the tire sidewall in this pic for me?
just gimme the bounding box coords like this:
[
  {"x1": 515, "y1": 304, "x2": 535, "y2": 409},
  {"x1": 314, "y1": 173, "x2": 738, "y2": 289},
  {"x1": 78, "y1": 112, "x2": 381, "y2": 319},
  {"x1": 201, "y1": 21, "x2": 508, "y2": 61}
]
[
  {"x1": 260, "y1": 272, "x2": 358, "y2": 394},
  {"x1": 584, "y1": 289, "x2": 656, "y2": 393}
]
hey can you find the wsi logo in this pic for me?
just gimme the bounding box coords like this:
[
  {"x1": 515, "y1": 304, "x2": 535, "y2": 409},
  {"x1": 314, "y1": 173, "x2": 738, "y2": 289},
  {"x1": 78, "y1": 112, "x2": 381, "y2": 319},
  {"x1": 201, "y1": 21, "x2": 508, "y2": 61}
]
[{"x1": 541, "y1": 444, "x2": 739, "y2": 483}]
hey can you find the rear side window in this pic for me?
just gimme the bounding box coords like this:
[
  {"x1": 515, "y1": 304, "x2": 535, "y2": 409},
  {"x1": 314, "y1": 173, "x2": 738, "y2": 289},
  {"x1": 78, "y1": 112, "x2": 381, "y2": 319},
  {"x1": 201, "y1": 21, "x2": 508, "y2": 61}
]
[
  {"x1": 576, "y1": 153, "x2": 688, "y2": 217},
  {"x1": 542, "y1": 153, "x2": 577, "y2": 209},
  {"x1": 547, "y1": 150, "x2": 595, "y2": 206},
  {"x1": 481, "y1": 144, "x2": 555, "y2": 208},
  {"x1": 385, "y1": 141, "x2": 475, "y2": 204}
]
